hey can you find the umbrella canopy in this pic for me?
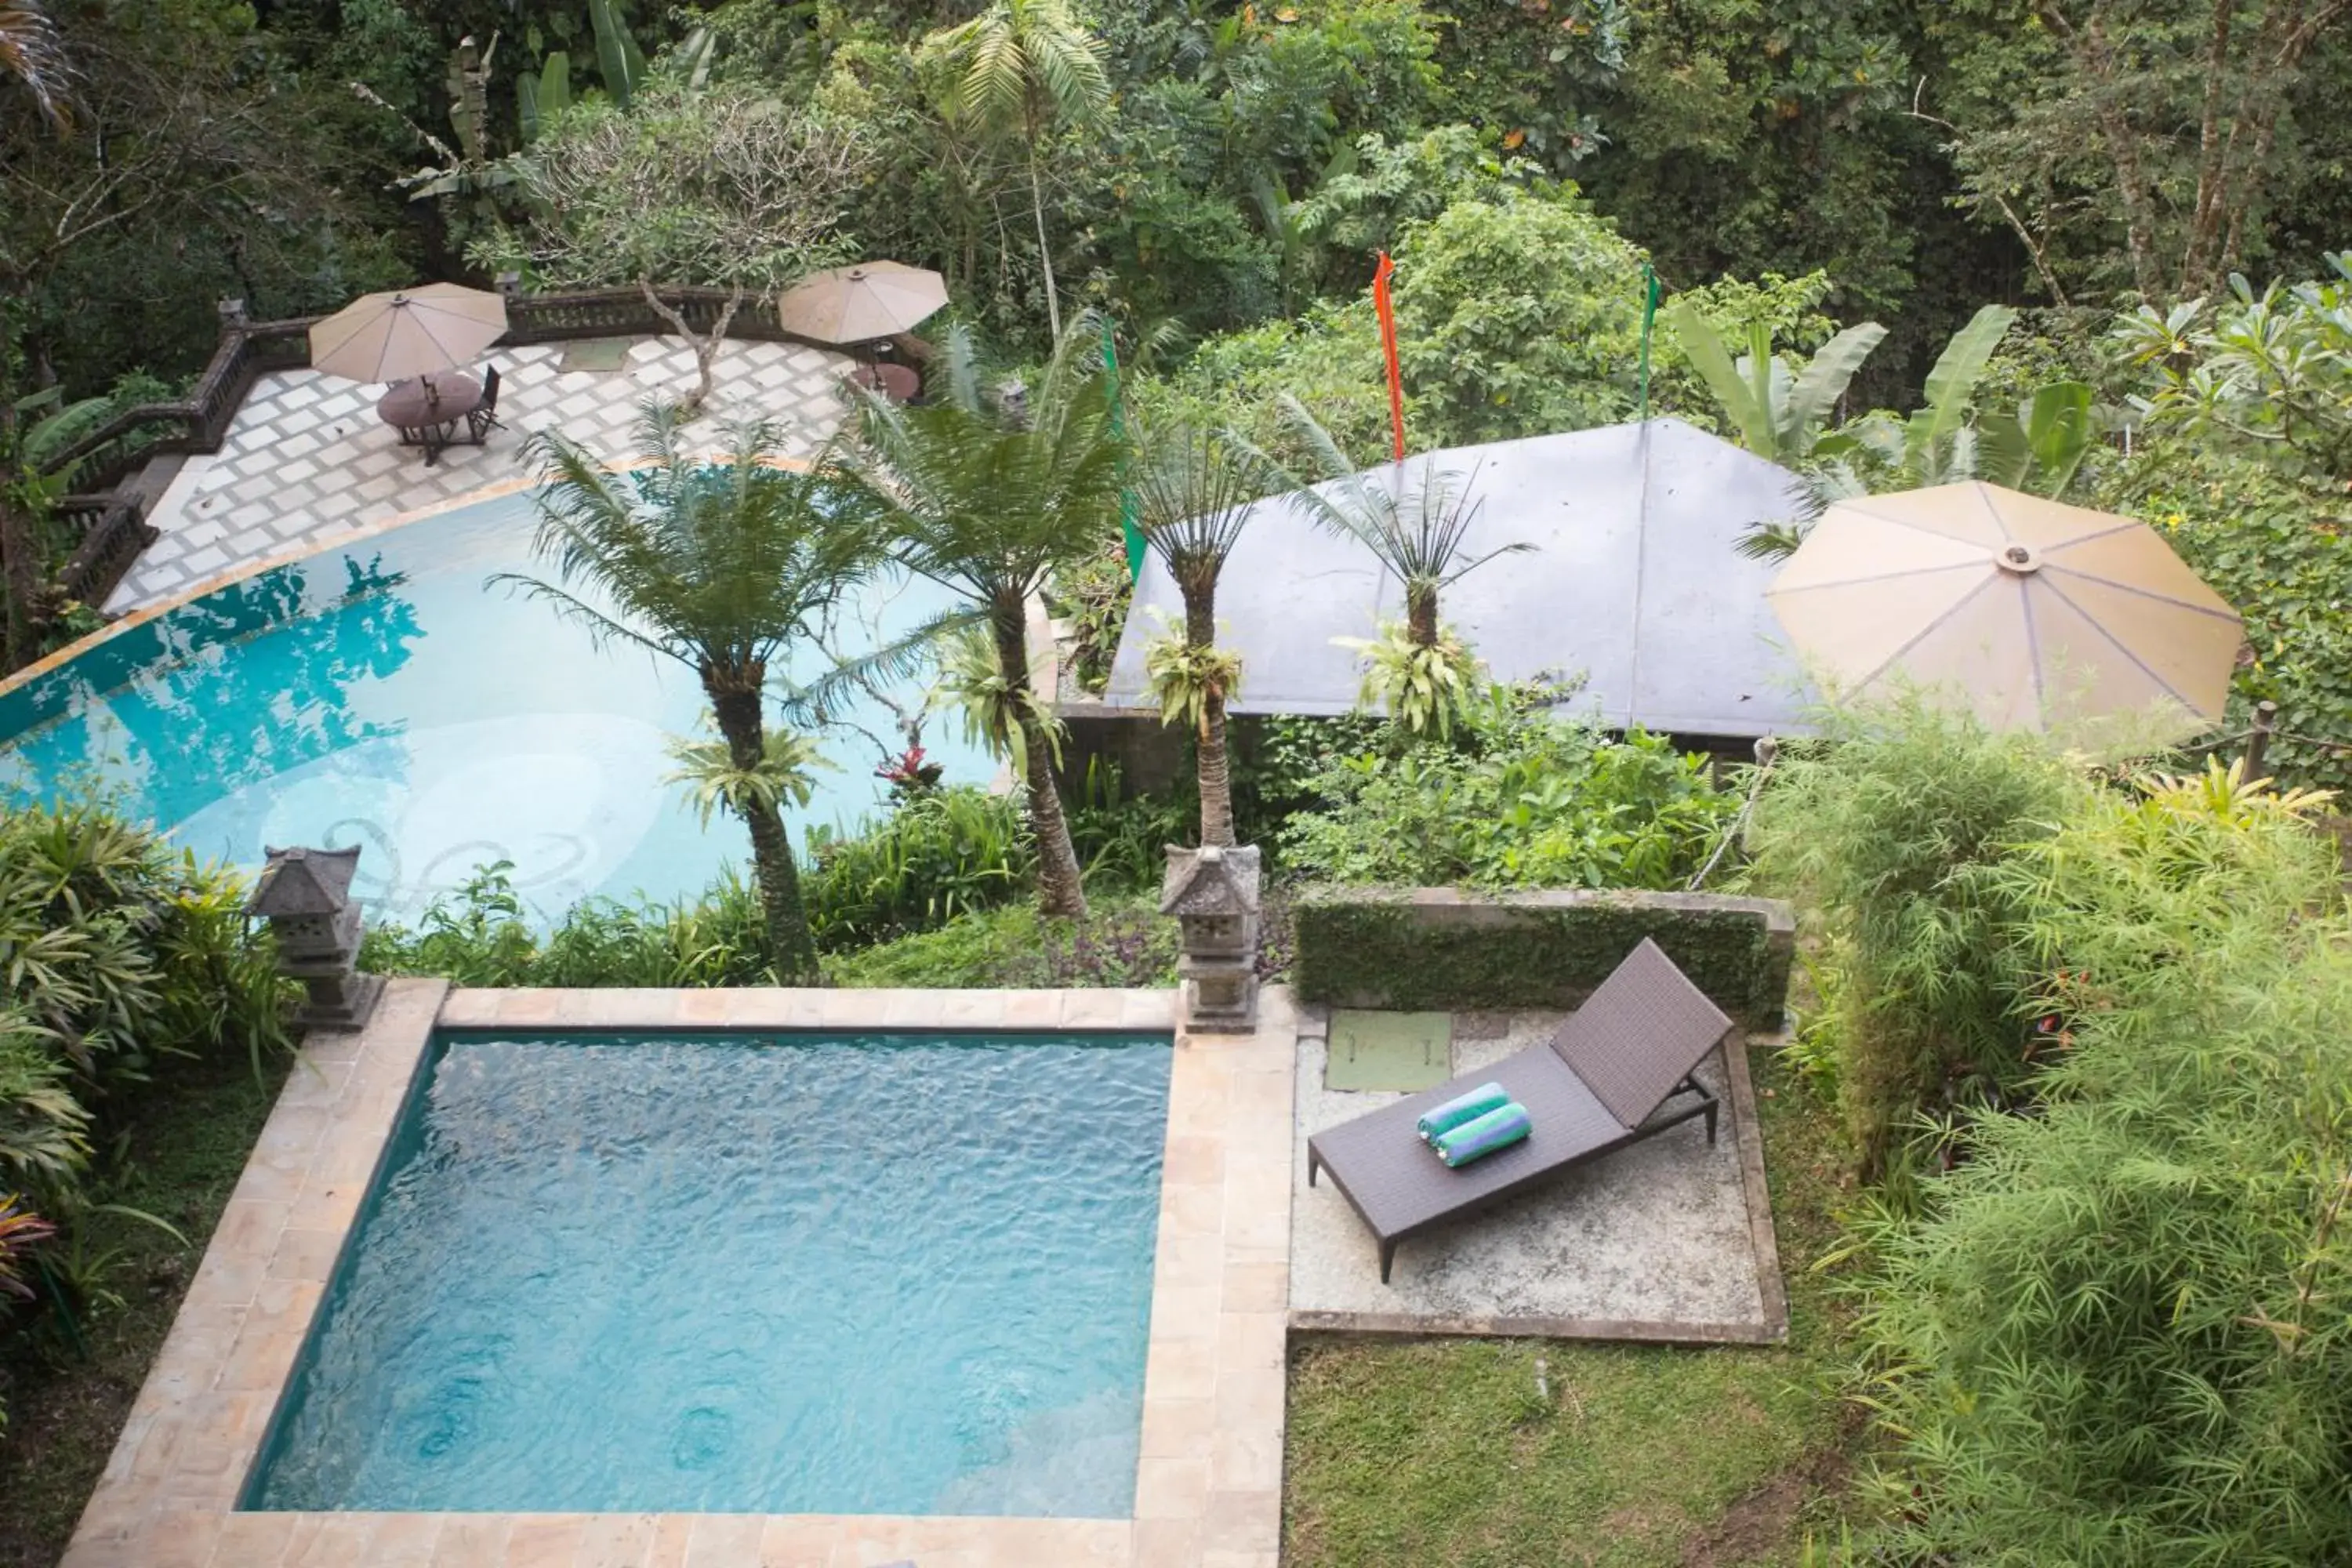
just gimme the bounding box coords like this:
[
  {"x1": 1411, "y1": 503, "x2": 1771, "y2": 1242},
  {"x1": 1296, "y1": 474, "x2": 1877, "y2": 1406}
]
[
  {"x1": 775, "y1": 262, "x2": 948, "y2": 344},
  {"x1": 1766, "y1": 481, "x2": 2242, "y2": 736},
  {"x1": 308, "y1": 283, "x2": 508, "y2": 385}
]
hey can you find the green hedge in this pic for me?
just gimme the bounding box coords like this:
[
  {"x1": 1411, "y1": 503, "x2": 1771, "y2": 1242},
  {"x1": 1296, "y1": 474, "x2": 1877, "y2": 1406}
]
[{"x1": 1290, "y1": 887, "x2": 1794, "y2": 1029}]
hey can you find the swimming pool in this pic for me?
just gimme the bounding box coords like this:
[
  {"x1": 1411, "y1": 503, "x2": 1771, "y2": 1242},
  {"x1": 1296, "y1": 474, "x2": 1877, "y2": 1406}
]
[
  {"x1": 245, "y1": 1029, "x2": 1172, "y2": 1517},
  {"x1": 0, "y1": 490, "x2": 990, "y2": 925}
]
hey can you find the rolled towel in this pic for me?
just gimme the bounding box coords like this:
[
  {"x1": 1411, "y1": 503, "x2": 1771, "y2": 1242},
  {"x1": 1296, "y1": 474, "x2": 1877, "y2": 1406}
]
[
  {"x1": 1434, "y1": 1102, "x2": 1533, "y2": 1168},
  {"x1": 1415, "y1": 1081, "x2": 1509, "y2": 1143}
]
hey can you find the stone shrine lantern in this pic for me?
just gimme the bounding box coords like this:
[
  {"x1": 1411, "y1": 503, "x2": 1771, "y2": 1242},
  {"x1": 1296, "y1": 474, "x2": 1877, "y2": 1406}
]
[
  {"x1": 1160, "y1": 844, "x2": 1262, "y2": 1032},
  {"x1": 246, "y1": 845, "x2": 383, "y2": 1033}
]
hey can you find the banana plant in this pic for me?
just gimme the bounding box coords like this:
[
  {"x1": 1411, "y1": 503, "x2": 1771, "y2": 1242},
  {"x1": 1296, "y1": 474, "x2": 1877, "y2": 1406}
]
[
  {"x1": 1818, "y1": 303, "x2": 2018, "y2": 488},
  {"x1": 1976, "y1": 380, "x2": 2097, "y2": 497},
  {"x1": 1666, "y1": 302, "x2": 1887, "y2": 464},
  {"x1": 590, "y1": 0, "x2": 648, "y2": 109},
  {"x1": 517, "y1": 50, "x2": 571, "y2": 146}
]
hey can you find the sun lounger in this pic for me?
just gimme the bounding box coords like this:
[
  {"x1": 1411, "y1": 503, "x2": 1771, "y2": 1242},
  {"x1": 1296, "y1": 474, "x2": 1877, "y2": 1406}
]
[{"x1": 1305, "y1": 938, "x2": 1734, "y2": 1282}]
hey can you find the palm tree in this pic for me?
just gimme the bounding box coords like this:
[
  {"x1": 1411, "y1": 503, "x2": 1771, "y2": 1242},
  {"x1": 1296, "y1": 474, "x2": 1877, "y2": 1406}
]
[
  {"x1": 929, "y1": 0, "x2": 1109, "y2": 342},
  {"x1": 1131, "y1": 416, "x2": 1269, "y2": 847},
  {"x1": 1272, "y1": 394, "x2": 1527, "y2": 650},
  {"x1": 841, "y1": 321, "x2": 1125, "y2": 917},
  {"x1": 0, "y1": 0, "x2": 74, "y2": 132},
  {"x1": 495, "y1": 405, "x2": 889, "y2": 979}
]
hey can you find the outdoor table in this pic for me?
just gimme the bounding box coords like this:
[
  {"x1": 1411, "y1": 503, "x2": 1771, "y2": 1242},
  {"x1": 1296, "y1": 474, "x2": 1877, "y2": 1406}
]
[
  {"x1": 847, "y1": 361, "x2": 920, "y2": 404},
  {"x1": 377, "y1": 372, "x2": 486, "y2": 466}
]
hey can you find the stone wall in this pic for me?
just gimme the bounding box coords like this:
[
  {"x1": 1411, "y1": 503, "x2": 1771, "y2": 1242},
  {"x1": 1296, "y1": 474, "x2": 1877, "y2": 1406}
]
[{"x1": 1290, "y1": 885, "x2": 1796, "y2": 1029}]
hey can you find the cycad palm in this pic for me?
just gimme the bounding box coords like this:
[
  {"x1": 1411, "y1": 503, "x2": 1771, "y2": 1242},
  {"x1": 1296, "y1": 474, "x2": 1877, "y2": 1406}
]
[
  {"x1": 930, "y1": 0, "x2": 1109, "y2": 341},
  {"x1": 1132, "y1": 416, "x2": 1269, "y2": 846},
  {"x1": 496, "y1": 405, "x2": 889, "y2": 979},
  {"x1": 0, "y1": 0, "x2": 73, "y2": 132},
  {"x1": 842, "y1": 321, "x2": 1125, "y2": 916},
  {"x1": 1272, "y1": 394, "x2": 1527, "y2": 648}
]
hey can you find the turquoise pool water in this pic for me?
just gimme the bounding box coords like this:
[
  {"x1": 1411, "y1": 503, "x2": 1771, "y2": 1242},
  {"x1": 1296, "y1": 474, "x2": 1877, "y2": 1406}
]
[
  {"x1": 0, "y1": 492, "x2": 989, "y2": 924},
  {"x1": 245, "y1": 1030, "x2": 1172, "y2": 1516}
]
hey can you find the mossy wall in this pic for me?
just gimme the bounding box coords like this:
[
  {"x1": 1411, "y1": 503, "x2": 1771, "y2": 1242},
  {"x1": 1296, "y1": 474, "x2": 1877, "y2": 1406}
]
[{"x1": 1291, "y1": 887, "x2": 1795, "y2": 1029}]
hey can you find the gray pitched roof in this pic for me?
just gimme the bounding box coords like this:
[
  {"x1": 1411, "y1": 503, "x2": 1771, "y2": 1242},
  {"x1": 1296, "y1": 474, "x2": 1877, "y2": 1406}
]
[{"x1": 1101, "y1": 418, "x2": 1817, "y2": 739}]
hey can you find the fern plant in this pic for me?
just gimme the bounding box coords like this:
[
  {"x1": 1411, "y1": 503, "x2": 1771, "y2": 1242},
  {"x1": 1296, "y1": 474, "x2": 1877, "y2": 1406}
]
[{"x1": 1333, "y1": 620, "x2": 1483, "y2": 740}]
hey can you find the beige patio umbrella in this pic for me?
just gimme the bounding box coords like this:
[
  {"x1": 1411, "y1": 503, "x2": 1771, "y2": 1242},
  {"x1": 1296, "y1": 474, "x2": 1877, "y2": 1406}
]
[
  {"x1": 1766, "y1": 481, "x2": 2242, "y2": 737},
  {"x1": 775, "y1": 262, "x2": 949, "y2": 344},
  {"x1": 308, "y1": 282, "x2": 508, "y2": 384}
]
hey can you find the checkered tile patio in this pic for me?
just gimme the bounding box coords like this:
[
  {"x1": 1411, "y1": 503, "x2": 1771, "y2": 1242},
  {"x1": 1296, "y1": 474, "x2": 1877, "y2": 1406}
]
[{"x1": 111, "y1": 336, "x2": 857, "y2": 612}]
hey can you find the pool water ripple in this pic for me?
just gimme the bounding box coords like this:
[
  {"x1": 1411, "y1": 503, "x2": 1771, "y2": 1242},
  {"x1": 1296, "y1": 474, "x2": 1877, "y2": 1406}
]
[{"x1": 248, "y1": 1032, "x2": 1171, "y2": 1516}]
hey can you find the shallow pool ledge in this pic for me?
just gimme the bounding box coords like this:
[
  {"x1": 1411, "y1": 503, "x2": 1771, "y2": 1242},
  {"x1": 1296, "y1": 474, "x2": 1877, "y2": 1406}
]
[{"x1": 62, "y1": 981, "x2": 1295, "y2": 1568}]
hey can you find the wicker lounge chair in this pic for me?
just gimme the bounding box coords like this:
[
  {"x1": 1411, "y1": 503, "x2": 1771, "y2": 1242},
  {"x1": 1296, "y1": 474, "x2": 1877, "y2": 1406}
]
[{"x1": 1306, "y1": 938, "x2": 1736, "y2": 1282}]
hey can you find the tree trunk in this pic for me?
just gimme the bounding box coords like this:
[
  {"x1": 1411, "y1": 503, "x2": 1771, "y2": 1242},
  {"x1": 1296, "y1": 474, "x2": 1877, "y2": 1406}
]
[
  {"x1": 2042, "y1": 5, "x2": 2167, "y2": 296},
  {"x1": 1405, "y1": 583, "x2": 1439, "y2": 650},
  {"x1": 0, "y1": 492, "x2": 40, "y2": 673},
  {"x1": 1028, "y1": 147, "x2": 1063, "y2": 342},
  {"x1": 704, "y1": 675, "x2": 820, "y2": 982},
  {"x1": 1184, "y1": 585, "x2": 1235, "y2": 848},
  {"x1": 993, "y1": 602, "x2": 1086, "y2": 917},
  {"x1": 640, "y1": 278, "x2": 741, "y2": 418},
  {"x1": 2180, "y1": 0, "x2": 2237, "y2": 292}
]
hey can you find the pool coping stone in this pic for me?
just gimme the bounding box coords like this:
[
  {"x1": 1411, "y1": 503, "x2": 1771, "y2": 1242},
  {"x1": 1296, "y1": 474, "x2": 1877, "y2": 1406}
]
[{"x1": 61, "y1": 980, "x2": 1291, "y2": 1568}]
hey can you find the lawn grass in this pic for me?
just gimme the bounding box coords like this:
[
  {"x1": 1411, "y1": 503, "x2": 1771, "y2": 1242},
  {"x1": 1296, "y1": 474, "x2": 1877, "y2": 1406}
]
[
  {"x1": 1283, "y1": 1046, "x2": 1864, "y2": 1567},
  {"x1": 0, "y1": 1044, "x2": 292, "y2": 1567}
]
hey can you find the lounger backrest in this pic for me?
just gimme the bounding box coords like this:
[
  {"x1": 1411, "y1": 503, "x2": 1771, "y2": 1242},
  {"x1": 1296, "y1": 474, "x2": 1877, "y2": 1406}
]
[{"x1": 1548, "y1": 938, "x2": 1734, "y2": 1128}]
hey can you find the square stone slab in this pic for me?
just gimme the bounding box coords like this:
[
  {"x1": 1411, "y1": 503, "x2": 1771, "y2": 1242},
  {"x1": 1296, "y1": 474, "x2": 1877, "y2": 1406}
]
[
  {"x1": 557, "y1": 338, "x2": 634, "y2": 372},
  {"x1": 1325, "y1": 1009, "x2": 1452, "y2": 1091}
]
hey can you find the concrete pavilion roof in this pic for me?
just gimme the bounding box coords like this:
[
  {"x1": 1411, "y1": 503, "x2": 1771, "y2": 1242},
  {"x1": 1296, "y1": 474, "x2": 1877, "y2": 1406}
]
[{"x1": 1102, "y1": 417, "x2": 1820, "y2": 740}]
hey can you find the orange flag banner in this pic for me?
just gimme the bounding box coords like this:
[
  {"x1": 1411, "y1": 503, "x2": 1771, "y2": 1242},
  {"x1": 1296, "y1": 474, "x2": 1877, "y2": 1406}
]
[{"x1": 1372, "y1": 250, "x2": 1406, "y2": 462}]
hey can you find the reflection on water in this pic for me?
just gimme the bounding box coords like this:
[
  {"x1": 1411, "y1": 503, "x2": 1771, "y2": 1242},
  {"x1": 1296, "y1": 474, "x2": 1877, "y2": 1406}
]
[{"x1": 0, "y1": 493, "x2": 989, "y2": 924}]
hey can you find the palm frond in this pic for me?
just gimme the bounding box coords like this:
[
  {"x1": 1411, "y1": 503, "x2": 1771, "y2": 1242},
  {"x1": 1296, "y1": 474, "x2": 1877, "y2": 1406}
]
[
  {"x1": 0, "y1": 0, "x2": 75, "y2": 132},
  {"x1": 1131, "y1": 413, "x2": 1272, "y2": 581},
  {"x1": 510, "y1": 409, "x2": 894, "y2": 687},
  {"x1": 774, "y1": 606, "x2": 981, "y2": 730}
]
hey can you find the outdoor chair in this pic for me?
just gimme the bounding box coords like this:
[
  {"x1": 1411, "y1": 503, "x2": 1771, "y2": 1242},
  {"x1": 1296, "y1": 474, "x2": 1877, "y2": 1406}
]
[
  {"x1": 465, "y1": 365, "x2": 503, "y2": 443},
  {"x1": 1306, "y1": 938, "x2": 1733, "y2": 1283}
]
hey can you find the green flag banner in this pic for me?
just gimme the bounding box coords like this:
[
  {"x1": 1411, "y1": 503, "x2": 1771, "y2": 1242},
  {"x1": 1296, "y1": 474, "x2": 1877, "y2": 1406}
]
[
  {"x1": 1637, "y1": 260, "x2": 1661, "y2": 422},
  {"x1": 1102, "y1": 321, "x2": 1147, "y2": 583}
]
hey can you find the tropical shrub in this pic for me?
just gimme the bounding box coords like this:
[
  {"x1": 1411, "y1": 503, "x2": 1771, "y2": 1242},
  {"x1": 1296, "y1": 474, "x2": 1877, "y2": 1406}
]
[
  {"x1": 1279, "y1": 683, "x2": 1737, "y2": 892},
  {"x1": 2099, "y1": 442, "x2": 2352, "y2": 793},
  {"x1": 803, "y1": 786, "x2": 1029, "y2": 949},
  {"x1": 2111, "y1": 254, "x2": 2352, "y2": 487},
  {"x1": 827, "y1": 895, "x2": 1180, "y2": 989},
  {"x1": 0, "y1": 802, "x2": 288, "y2": 1212},
  {"x1": 0, "y1": 1191, "x2": 56, "y2": 1428},
  {"x1": 1382, "y1": 185, "x2": 1647, "y2": 446},
  {"x1": 359, "y1": 862, "x2": 779, "y2": 988},
  {"x1": 1065, "y1": 760, "x2": 1193, "y2": 891},
  {"x1": 1744, "y1": 698, "x2": 2086, "y2": 1178},
  {"x1": 1851, "y1": 762, "x2": 2352, "y2": 1565},
  {"x1": 361, "y1": 777, "x2": 1185, "y2": 985}
]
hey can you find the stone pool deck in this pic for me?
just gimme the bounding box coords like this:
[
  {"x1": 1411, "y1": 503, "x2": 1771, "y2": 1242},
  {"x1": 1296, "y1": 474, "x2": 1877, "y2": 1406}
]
[
  {"x1": 62, "y1": 981, "x2": 1294, "y2": 1568},
  {"x1": 111, "y1": 336, "x2": 855, "y2": 614},
  {"x1": 1288, "y1": 1007, "x2": 1787, "y2": 1343}
]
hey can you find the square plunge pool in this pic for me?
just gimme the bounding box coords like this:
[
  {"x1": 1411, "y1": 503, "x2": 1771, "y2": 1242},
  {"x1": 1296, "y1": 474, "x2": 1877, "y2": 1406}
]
[{"x1": 242, "y1": 1029, "x2": 1173, "y2": 1518}]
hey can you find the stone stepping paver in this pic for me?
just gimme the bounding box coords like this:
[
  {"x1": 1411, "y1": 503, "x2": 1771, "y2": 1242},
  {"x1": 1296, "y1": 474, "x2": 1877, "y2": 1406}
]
[{"x1": 109, "y1": 336, "x2": 857, "y2": 613}]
